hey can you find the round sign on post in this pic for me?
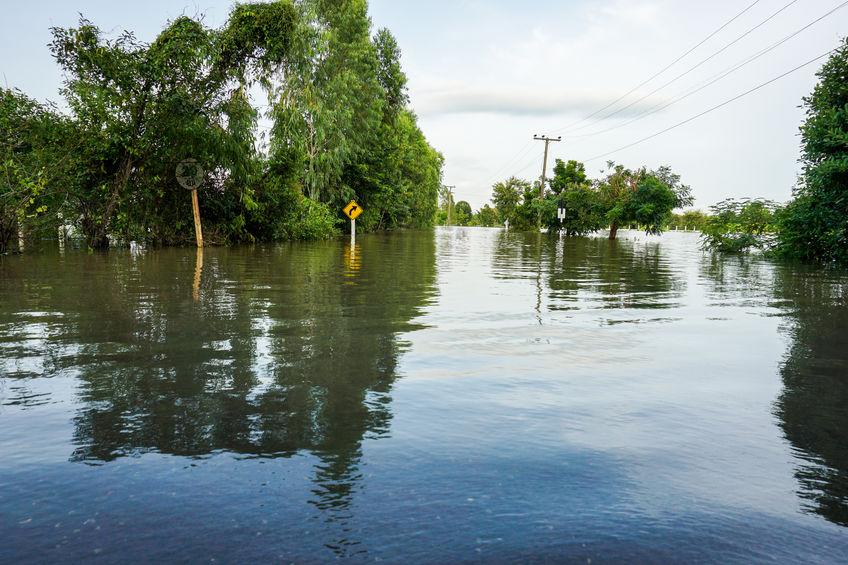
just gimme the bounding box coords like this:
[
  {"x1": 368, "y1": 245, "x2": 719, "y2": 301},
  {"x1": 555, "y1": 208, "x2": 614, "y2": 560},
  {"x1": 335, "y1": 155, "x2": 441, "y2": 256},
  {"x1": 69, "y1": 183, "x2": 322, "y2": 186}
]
[
  {"x1": 176, "y1": 158, "x2": 204, "y2": 248},
  {"x1": 176, "y1": 159, "x2": 204, "y2": 190}
]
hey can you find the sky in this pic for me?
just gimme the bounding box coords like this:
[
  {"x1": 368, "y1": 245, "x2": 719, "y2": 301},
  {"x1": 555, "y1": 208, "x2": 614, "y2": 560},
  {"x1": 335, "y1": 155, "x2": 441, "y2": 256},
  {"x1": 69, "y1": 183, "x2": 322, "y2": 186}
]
[{"x1": 1, "y1": 0, "x2": 845, "y2": 212}]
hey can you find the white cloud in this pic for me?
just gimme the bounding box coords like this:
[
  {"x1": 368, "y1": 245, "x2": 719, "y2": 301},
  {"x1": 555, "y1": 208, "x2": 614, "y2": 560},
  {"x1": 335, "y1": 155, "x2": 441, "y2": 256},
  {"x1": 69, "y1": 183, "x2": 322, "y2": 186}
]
[{"x1": 415, "y1": 85, "x2": 669, "y2": 117}]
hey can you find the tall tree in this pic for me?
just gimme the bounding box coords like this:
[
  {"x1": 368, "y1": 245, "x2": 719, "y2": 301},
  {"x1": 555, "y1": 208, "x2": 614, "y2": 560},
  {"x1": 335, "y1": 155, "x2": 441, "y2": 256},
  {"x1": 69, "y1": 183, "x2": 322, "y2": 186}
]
[
  {"x1": 271, "y1": 0, "x2": 381, "y2": 203},
  {"x1": 777, "y1": 37, "x2": 848, "y2": 263}
]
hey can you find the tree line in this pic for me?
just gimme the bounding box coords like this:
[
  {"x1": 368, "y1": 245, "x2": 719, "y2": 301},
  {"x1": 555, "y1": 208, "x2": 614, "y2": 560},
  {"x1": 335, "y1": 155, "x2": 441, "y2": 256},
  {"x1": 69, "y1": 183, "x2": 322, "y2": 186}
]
[
  {"x1": 440, "y1": 159, "x2": 694, "y2": 240},
  {"x1": 0, "y1": 0, "x2": 444, "y2": 252},
  {"x1": 444, "y1": 36, "x2": 848, "y2": 263}
]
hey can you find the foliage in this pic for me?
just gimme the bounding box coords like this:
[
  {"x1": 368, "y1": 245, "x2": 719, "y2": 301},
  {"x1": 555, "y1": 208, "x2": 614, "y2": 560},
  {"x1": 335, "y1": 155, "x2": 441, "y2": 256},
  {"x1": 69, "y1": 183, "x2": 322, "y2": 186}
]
[
  {"x1": 598, "y1": 162, "x2": 692, "y2": 239},
  {"x1": 6, "y1": 1, "x2": 443, "y2": 249},
  {"x1": 346, "y1": 109, "x2": 442, "y2": 231},
  {"x1": 48, "y1": 10, "x2": 289, "y2": 248},
  {"x1": 548, "y1": 159, "x2": 587, "y2": 191},
  {"x1": 701, "y1": 198, "x2": 781, "y2": 253},
  {"x1": 271, "y1": 0, "x2": 381, "y2": 203},
  {"x1": 454, "y1": 200, "x2": 472, "y2": 225},
  {"x1": 776, "y1": 37, "x2": 848, "y2": 263},
  {"x1": 0, "y1": 88, "x2": 76, "y2": 252},
  {"x1": 543, "y1": 159, "x2": 605, "y2": 235},
  {"x1": 668, "y1": 209, "x2": 707, "y2": 230},
  {"x1": 491, "y1": 176, "x2": 536, "y2": 230},
  {"x1": 471, "y1": 204, "x2": 499, "y2": 227},
  {"x1": 274, "y1": 196, "x2": 337, "y2": 240}
]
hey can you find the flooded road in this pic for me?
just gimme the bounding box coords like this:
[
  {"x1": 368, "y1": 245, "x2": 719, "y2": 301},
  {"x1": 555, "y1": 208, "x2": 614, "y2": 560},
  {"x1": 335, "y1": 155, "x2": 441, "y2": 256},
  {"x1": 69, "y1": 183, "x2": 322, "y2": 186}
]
[{"x1": 1, "y1": 227, "x2": 847, "y2": 562}]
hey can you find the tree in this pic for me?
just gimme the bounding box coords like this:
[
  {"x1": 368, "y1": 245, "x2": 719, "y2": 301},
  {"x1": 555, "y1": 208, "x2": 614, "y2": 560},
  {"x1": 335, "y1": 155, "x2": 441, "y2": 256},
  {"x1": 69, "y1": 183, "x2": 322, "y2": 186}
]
[
  {"x1": 777, "y1": 37, "x2": 848, "y2": 263},
  {"x1": 271, "y1": 0, "x2": 381, "y2": 203},
  {"x1": 454, "y1": 200, "x2": 472, "y2": 225},
  {"x1": 544, "y1": 158, "x2": 604, "y2": 235},
  {"x1": 49, "y1": 7, "x2": 296, "y2": 248},
  {"x1": 598, "y1": 162, "x2": 693, "y2": 239},
  {"x1": 472, "y1": 204, "x2": 499, "y2": 227},
  {"x1": 701, "y1": 198, "x2": 780, "y2": 253},
  {"x1": 669, "y1": 209, "x2": 707, "y2": 230},
  {"x1": 0, "y1": 88, "x2": 76, "y2": 252},
  {"x1": 548, "y1": 158, "x2": 587, "y2": 192},
  {"x1": 491, "y1": 176, "x2": 528, "y2": 226}
]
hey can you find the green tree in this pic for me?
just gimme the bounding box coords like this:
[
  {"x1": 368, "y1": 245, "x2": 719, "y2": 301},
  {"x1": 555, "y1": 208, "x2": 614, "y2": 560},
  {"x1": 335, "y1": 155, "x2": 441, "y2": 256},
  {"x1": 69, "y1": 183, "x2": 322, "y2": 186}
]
[
  {"x1": 598, "y1": 162, "x2": 693, "y2": 239},
  {"x1": 543, "y1": 158, "x2": 604, "y2": 235},
  {"x1": 454, "y1": 200, "x2": 472, "y2": 225},
  {"x1": 777, "y1": 37, "x2": 848, "y2": 263},
  {"x1": 271, "y1": 0, "x2": 381, "y2": 203},
  {"x1": 49, "y1": 7, "x2": 296, "y2": 248},
  {"x1": 701, "y1": 198, "x2": 780, "y2": 253},
  {"x1": 0, "y1": 88, "x2": 77, "y2": 252},
  {"x1": 669, "y1": 209, "x2": 707, "y2": 230},
  {"x1": 492, "y1": 176, "x2": 536, "y2": 229},
  {"x1": 548, "y1": 158, "x2": 587, "y2": 192},
  {"x1": 472, "y1": 204, "x2": 499, "y2": 227}
]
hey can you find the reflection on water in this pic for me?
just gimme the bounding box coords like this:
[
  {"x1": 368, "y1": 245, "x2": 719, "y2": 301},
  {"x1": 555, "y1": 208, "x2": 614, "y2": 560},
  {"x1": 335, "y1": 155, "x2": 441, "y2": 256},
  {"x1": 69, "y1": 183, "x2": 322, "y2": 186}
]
[
  {"x1": 773, "y1": 266, "x2": 848, "y2": 526},
  {"x1": 0, "y1": 233, "x2": 436, "y2": 558},
  {"x1": 2, "y1": 228, "x2": 848, "y2": 562}
]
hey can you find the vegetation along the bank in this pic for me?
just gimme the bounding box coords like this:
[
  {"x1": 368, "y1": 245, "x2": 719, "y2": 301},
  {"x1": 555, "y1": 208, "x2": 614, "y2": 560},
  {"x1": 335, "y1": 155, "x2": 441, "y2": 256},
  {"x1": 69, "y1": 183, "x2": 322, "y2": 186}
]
[
  {"x1": 0, "y1": 0, "x2": 444, "y2": 252},
  {"x1": 445, "y1": 37, "x2": 848, "y2": 264}
]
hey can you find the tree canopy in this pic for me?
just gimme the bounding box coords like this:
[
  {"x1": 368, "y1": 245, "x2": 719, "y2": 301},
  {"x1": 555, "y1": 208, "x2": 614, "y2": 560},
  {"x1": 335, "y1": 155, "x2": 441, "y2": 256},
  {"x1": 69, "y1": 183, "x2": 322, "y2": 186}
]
[
  {"x1": 1, "y1": 0, "x2": 443, "y2": 252},
  {"x1": 776, "y1": 38, "x2": 848, "y2": 263}
]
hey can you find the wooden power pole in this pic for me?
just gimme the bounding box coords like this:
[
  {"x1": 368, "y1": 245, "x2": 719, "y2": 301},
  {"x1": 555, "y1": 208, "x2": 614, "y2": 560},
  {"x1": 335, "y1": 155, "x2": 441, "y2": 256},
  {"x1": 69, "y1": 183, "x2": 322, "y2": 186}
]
[{"x1": 533, "y1": 135, "x2": 561, "y2": 231}]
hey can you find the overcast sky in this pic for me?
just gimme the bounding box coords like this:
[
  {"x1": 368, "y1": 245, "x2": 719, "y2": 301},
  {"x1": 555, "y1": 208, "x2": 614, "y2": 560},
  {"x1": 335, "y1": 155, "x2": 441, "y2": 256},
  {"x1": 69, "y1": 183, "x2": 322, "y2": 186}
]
[{"x1": 1, "y1": 0, "x2": 845, "y2": 211}]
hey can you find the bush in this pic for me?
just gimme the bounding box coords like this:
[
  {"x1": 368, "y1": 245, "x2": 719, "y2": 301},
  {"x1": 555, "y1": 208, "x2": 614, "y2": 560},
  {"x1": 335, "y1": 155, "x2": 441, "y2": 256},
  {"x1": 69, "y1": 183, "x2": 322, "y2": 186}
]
[{"x1": 274, "y1": 196, "x2": 337, "y2": 240}]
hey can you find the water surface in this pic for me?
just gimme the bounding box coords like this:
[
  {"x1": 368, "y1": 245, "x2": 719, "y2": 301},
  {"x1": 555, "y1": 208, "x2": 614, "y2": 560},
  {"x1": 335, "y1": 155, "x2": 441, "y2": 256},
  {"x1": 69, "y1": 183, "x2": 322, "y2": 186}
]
[{"x1": 1, "y1": 227, "x2": 847, "y2": 562}]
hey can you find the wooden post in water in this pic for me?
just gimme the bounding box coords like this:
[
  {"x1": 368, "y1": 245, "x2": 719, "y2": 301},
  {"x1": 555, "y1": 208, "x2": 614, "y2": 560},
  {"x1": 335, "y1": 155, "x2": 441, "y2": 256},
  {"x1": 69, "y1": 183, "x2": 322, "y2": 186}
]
[
  {"x1": 191, "y1": 189, "x2": 203, "y2": 248},
  {"x1": 176, "y1": 159, "x2": 204, "y2": 249}
]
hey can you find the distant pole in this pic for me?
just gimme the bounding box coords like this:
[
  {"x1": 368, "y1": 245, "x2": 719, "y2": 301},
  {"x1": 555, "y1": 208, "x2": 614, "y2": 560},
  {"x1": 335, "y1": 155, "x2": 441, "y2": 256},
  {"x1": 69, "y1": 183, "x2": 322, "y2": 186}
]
[
  {"x1": 351, "y1": 218, "x2": 355, "y2": 244},
  {"x1": 534, "y1": 135, "x2": 561, "y2": 231},
  {"x1": 443, "y1": 185, "x2": 456, "y2": 226}
]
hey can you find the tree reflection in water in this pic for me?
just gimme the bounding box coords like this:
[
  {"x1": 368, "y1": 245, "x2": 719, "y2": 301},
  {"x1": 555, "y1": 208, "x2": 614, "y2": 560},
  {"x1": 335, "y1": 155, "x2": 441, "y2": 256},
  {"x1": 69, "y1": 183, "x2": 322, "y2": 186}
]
[
  {"x1": 772, "y1": 265, "x2": 848, "y2": 526},
  {"x1": 699, "y1": 253, "x2": 848, "y2": 526},
  {"x1": 33, "y1": 234, "x2": 437, "y2": 555}
]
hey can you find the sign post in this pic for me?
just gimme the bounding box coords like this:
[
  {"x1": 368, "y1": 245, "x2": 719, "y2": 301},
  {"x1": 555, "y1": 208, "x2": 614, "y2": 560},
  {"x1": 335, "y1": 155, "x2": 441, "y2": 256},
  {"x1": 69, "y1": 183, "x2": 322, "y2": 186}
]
[
  {"x1": 343, "y1": 200, "x2": 363, "y2": 244},
  {"x1": 176, "y1": 159, "x2": 204, "y2": 248},
  {"x1": 557, "y1": 198, "x2": 566, "y2": 230}
]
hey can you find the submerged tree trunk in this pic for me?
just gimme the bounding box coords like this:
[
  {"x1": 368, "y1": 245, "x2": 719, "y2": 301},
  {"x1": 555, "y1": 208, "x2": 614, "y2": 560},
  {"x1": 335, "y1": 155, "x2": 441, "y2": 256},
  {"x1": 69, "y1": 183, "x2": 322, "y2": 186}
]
[{"x1": 608, "y1": 221, "x2": 618, "y2": 240}]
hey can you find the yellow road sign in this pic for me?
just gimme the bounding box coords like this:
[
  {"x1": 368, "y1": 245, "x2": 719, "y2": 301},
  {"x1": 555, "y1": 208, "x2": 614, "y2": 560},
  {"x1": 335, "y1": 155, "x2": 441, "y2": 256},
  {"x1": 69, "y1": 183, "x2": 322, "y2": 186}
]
[{"x1": 343, "y1": 200, "x2": 363, "y2": 220}]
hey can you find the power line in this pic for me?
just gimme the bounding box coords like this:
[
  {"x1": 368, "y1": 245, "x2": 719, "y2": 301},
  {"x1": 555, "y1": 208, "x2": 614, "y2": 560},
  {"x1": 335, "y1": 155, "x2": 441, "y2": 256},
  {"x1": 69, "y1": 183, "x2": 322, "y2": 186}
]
[
  {"x1": 567, "y1": 0, "x2": 848, "y2": 141},
  {"x1": 479, "y1": 137, "x2": 536, "y2": 187},
  {"x1": 565, "y1": 0, "x2": 802, "y2": 133},
  {"x1": 582, "y1": 48, "x2": 835, "y2": 163},
  {"x1": 551, "y1": 0, "x2": 763, "y2": 135}
]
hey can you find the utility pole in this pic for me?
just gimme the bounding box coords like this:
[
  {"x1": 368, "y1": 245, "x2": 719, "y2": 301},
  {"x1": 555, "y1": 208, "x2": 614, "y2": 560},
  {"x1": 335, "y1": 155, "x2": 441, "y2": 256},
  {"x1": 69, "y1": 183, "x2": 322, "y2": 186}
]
[
  {"x1": 533, "y1": 134, "x2": 561, "y2": 231},
  {"x1": 442, "y1": 185, "x2": 456, "y2": 226}
]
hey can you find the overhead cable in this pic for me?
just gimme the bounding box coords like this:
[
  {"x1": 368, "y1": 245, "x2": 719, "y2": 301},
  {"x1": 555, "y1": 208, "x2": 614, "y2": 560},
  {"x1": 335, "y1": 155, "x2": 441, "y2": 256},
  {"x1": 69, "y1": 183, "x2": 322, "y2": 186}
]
[
  {"x1": 551, "y1": 0, "x2": 763, "y2": 134},
  {"x1": 582, "y1": 48, "x2": 836, "y2": 163}
]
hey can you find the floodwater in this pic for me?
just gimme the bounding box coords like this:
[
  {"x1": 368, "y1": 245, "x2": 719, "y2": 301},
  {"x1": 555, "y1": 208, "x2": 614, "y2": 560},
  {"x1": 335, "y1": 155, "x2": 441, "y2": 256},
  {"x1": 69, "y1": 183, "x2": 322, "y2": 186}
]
[{"x1": 1, "y1": 227, "x2": 847, "y2": 563}]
